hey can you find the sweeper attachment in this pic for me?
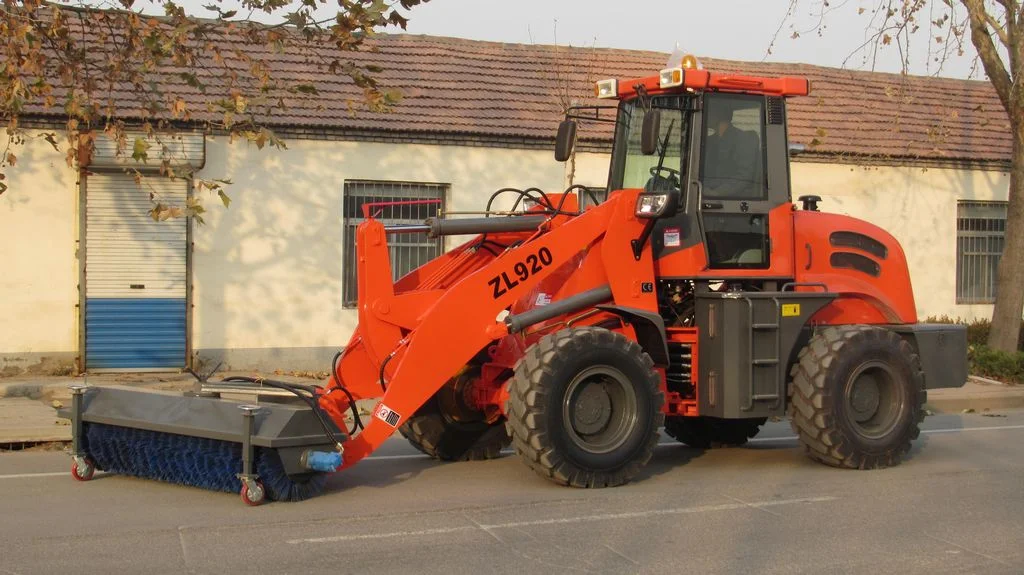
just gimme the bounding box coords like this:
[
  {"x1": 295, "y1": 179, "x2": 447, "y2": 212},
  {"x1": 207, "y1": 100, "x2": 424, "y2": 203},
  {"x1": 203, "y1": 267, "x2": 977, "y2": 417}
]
[
  {"x1": 64, "y1": 379, "x2": 347, "y2": 504},
  {"x1": 66, "y1": 55, "x2": 968, "y2": 504}
]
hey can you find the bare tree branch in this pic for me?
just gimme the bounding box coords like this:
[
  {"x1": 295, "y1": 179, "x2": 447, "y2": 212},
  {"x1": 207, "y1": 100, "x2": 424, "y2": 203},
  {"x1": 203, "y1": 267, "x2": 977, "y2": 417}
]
[
  {"x1": 981, "y1": 7, "x2": 1010, "y2": 47},
  {"x1": 994, "y1": 0, "x2": 1015, "y2": 13},
  {"x1": 0, "y1": 0, "x2": 428, "y2": 211},
  {"x1": 961, "y1": 0, "x2": 1014, "y2": 109}
]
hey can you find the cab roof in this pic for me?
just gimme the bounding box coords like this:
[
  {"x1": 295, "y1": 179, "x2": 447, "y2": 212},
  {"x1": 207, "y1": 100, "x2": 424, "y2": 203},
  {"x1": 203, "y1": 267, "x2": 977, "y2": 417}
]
[{"x1": 599, "y1": 68, "x2": 811, "y2": 100}]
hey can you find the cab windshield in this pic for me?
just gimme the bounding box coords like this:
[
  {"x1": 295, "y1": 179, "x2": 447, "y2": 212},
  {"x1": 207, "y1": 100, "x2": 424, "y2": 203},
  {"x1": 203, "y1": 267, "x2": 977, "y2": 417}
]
[{"x1": 608, "y1": 95, "x2": 690, "y2": 193}]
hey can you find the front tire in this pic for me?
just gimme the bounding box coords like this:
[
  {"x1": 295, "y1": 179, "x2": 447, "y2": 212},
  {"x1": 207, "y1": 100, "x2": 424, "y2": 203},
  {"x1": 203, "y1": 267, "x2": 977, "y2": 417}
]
[
  {"x1": 506, "y1": 327, "x2": 665, "y2": 488},
  {"x1": 789, "y1": 325, "x2": 925, "y2": 469}
]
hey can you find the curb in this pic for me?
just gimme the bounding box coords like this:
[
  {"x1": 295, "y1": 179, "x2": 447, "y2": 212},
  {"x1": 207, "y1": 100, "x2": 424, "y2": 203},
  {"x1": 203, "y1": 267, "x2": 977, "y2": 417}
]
[
  {"x1": 0, "y1": 382, "x2": 68, "y2": 401},
  {"x1": 925, "y1": 394, "x2": 1024, "y2": 414}
]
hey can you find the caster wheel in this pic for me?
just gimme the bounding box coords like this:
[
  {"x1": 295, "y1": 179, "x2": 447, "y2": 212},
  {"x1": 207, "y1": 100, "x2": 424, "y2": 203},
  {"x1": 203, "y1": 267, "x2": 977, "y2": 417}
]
[
  {"x1": 71, "y1": 458, "x2": 95, "y2": 482},
  {"x1": 240, "y1": 480, "x2": 266, "y2": 506}
]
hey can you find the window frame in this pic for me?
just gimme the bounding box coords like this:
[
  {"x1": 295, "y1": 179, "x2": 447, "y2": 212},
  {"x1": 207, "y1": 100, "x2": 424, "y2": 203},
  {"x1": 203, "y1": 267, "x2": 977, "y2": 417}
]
[
  {"x1": 956, "y1": 200, "x2": 1007, "y2": 305},
  {"x1": 699, "y1": 93, "x2": 769, "y2": 201},
  {"x1": 342, "y1": 180, "x2": 448, "y2": 308},
  {"x1": 606, "y1": 95, "x2": 691, "y2": 194}
]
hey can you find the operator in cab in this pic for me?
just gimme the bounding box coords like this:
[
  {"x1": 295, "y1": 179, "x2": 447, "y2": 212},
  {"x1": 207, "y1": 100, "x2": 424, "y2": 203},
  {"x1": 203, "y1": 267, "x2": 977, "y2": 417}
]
[{"x1": 703, "y1": 102, "x2": 761, "y2": 199}]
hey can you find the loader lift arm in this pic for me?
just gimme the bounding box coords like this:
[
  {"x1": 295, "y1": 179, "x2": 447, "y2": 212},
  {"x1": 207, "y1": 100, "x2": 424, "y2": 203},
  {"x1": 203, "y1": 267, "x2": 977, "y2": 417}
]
[{"x1": 322, "y1": 186, "x2": 664, "y2": 468}]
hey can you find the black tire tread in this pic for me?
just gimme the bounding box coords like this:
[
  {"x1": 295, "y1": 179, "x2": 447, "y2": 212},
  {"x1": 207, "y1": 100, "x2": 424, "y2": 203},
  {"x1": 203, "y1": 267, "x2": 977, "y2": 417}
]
[
  {"x1": 506, "y1": 327, "x2": 665, "y2": 488},
  {"x1": 788, "y1": 325, "x2": 926, "y2": 470},
  {"x1": 399, "y1": 409, "x2": 510, "y2": 462}
]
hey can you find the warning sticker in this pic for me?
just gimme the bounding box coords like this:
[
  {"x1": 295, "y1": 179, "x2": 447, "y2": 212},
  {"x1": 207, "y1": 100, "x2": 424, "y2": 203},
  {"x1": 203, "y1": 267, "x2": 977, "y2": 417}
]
[
  {"x1": 374, "y1": 403, "x2": 402, "y2": 427},
  {"x1": 535, "y1": 293, "x2": 552, "y2": 306},
  {"x1": 781, "y1": 304, "x2": 801, "y2": 317},
  {"x1": 664, "y1": 227, "x2": 681, "y2": 247}
]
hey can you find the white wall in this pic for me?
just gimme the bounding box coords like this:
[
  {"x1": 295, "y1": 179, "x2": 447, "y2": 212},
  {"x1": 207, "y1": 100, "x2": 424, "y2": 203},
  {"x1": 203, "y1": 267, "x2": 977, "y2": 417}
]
[
  {"x1": 0, "y1": 132, "x2": 1008, "y2": 373},
  {"x1": 790, "y1": 163, "x2": 1009, "y2": 322},
  {"x1": 572, "y1": 152, "x2": 1011, "y2": 322},
  {"x1": 191, "y1": 137, "x2": 569, "y2": 359},
  {"x1": 570, "y1": 152, "x2": 613, "y2": 190},
  {"x1": 0, "y1": 131, "x2": 79, "y2": 373}
]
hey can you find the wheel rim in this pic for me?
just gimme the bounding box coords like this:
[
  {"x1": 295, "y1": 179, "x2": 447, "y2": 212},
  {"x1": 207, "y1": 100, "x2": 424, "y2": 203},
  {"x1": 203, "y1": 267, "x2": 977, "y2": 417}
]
[
  {"x1": 562, "y1": 365, "x2": 638, "y2": 454},
  {"x1": 843, "y1": 361, "x2": 906, "y2": 440},
  {"x1": 437, "y1": 371, "x2": 487, "y2": 426}
]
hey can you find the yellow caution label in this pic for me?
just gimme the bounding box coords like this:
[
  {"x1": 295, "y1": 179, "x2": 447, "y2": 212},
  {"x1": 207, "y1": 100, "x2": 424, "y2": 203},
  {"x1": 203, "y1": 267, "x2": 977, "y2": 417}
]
[{"x1": 781, "y1": 303, "x2": 801, "y2": 317}]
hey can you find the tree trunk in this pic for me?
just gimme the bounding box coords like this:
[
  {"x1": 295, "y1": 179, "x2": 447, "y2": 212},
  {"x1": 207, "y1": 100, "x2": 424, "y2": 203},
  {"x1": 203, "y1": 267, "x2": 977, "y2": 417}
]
[{"x1": 987, "y1": 121, "x2": 1024, "y2": 352}]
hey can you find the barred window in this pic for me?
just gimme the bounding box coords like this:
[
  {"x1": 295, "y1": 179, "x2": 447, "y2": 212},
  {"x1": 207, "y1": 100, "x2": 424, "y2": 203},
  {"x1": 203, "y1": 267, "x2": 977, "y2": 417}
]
[
  {"x1": 579, "y1": 186, "x2": 609, "y2": 210},
  {"x1": 957, "y1": 201, "x2": 1006, "y2": 304},
  {"x1": 343, "y1": 181, "x2": 446, "y2": 307}
]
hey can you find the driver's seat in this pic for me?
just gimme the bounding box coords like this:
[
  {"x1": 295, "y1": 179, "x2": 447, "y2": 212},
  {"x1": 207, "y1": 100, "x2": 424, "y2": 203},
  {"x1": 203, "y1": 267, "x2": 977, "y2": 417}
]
[
  {"x1": 645, "y1": 171, "x2": 679, "y2": 193},
  {"x1": 736, "y1": 249, "x2": 764, "y2": 265}
]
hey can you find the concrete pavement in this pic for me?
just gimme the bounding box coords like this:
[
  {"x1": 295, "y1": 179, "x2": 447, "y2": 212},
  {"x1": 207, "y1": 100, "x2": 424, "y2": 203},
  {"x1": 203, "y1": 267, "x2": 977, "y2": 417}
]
[
  {"x1": 0, "y1": 398, "x2": 71, "y2": 443},
  {"x1": 1, "y1": 412, "x2": 1023, "y2": 574}
]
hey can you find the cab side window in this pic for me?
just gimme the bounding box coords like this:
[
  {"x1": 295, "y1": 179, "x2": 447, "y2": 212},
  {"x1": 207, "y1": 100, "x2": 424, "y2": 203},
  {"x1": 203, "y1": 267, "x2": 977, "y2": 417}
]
[{"x1": 701, "y1": 95, "x2": 766, "y2": 200}]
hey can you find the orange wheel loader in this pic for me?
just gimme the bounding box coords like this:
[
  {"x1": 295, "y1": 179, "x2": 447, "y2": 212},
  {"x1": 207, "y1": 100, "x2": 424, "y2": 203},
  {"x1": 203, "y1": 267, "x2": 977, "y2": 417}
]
[{"x1": 63, "y1": 55, "x2": 968, "y2": 504}]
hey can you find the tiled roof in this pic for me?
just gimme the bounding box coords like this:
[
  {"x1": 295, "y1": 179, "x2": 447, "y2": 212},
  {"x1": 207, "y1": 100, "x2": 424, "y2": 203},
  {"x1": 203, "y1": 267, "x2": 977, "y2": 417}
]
[{"x1": 25, "y1": 24, "x2": 1011, "y2": 165}]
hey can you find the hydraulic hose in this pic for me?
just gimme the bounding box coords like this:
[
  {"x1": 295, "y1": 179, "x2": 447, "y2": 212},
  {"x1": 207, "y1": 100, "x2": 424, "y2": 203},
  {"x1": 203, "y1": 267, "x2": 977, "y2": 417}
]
[{"x1": 221, "y1": 376, "x2": 348, "y2": 447}]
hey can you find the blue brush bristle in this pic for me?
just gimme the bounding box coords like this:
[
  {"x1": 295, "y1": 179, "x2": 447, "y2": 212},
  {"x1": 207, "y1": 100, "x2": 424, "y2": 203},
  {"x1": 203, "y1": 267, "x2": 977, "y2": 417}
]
[{"x1": 83, "y1": 423, "x2": 328, "y2": 502}]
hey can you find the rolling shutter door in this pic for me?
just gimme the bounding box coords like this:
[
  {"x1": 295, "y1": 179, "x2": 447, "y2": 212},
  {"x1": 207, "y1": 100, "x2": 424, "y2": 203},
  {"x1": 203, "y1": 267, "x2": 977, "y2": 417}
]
[{"x1": 85, "y1": 174, "x2": 187, "y2": 369}]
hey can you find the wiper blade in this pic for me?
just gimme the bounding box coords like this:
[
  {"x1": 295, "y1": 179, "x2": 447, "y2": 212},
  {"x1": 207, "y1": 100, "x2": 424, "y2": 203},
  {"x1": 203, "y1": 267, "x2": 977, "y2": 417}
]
[{"x1": 654, "y1": 118, "x2": 676, "y2": 172}]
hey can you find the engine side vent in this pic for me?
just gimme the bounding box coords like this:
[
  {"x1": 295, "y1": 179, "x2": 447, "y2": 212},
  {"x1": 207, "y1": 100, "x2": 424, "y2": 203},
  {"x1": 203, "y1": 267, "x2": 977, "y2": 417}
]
[
  {"x1": 830, "y1": 251, "x2": 881, "y2": 277},
  {"x1": 766, "y1": 97, "x2": 785, "y2": 125},
  {"x1": 830, "y1": 231, "x2": 888, "y2": 260}
]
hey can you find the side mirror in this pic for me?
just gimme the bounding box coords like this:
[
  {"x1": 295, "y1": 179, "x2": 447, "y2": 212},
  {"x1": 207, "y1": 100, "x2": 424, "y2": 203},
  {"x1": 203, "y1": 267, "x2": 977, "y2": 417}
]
[
  {"x1": 554, "y1": 119, "x2": 577, "y2": 162},
  {"x1": 640, "y1": 110, "x2": 662, "y2": 155}
]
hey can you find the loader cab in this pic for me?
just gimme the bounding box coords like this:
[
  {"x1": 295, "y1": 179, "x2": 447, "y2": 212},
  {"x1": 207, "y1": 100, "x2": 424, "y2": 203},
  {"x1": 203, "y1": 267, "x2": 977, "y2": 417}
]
[
  {"x1": 557, "y1": 66, "x2": 806, "y2": 279},
  {"x1": 603, "y1": 91, "x2": 796, "y2": 280}
]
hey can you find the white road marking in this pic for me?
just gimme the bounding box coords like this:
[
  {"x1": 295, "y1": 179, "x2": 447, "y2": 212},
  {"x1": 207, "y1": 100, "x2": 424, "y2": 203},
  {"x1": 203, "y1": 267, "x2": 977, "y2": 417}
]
[
  {"x1": 286, "y1": 496, "x2": 837, "y2": 544},
  {"x1": 0, "y1": 471, "x2": 66, "y2": 480},
  {"x1": 363, "y1": 453, "x2": 437, "y2": 461},
  {"x1": 289, "y1": 525, "x2": 478, "y2": 544},
  {"x1": 919, "y1": 424, "x2": 1024, "y2": 435},
  {"x1": 747, "y1": 436, "x2": 795, "y2": 444},
  {"x1": 3, "y1": 423, "x2": 1024, "y2": 480},
  {"x1": 745, "y1": 423, "x2": 1024, "y2": 444}
]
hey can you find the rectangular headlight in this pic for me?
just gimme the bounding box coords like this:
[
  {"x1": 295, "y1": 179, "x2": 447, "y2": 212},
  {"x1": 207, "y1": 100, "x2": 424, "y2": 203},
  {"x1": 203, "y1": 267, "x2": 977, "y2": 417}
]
[
  {"x1": 635, "y1": 193, "x2": 669, "y2": 218},
  {"x1": 595, "y1": 79, "x2": 618, "y2": 99},
  {"x1": 659, "y1": 67, "x2": 683, "y2": 88}
]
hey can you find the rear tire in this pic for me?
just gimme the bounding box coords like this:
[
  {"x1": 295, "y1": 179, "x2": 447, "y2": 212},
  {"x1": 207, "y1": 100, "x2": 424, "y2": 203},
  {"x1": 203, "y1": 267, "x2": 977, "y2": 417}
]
[
  {"x1": 506, "y1": 327, "x2": 665, "y2": 488},
  {"x1": 788, "y1": 325, "x2": 925, "y2": 469},
  {"x1": 664, "y1": 417, "x2": 765, "y2": 449},
  {"x1": 399, "y1": 396, "x2": 510, "y2": 461}
]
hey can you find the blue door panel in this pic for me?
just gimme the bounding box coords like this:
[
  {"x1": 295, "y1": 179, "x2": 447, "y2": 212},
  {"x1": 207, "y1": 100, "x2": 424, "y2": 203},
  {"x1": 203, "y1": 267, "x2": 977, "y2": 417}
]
[{"x1": 85, "y1": 298, "x2": 186, "y2": 369}]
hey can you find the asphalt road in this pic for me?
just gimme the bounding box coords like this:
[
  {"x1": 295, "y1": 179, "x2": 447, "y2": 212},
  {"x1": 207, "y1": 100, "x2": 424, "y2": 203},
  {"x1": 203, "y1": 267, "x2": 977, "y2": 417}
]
[{"x1": 1, "y1": 412, "x2": 1023, "y2": 575}]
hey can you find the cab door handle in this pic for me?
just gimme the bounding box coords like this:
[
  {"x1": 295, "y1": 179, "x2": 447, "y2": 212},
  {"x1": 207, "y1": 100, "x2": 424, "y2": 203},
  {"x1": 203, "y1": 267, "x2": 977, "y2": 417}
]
[{"x1": 702, "y1": 201, "x2": 723, "y2": 210}]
